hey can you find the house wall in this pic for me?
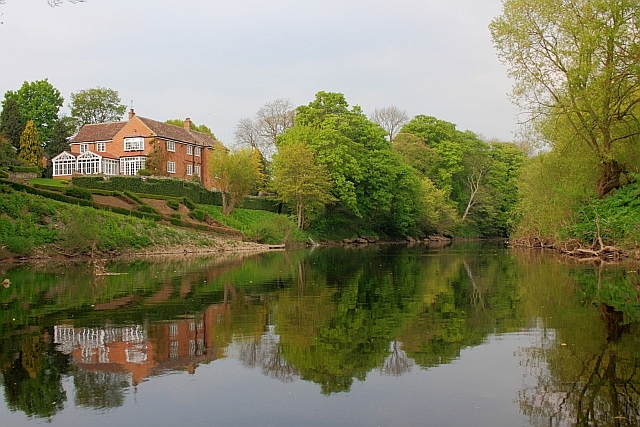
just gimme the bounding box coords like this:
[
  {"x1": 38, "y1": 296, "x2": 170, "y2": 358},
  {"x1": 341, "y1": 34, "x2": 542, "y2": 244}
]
[{"x1": 68, "y1": 116, "x2": 213, "y2": 187}]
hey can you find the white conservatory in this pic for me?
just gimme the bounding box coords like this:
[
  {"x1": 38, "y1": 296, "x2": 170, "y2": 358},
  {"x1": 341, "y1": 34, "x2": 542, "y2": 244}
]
[{"x1": 52, "y1": 151, "x2": 120, "y2": 178}]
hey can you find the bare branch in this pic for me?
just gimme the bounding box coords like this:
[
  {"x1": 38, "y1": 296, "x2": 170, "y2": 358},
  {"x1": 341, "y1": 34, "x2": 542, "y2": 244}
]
[{"x1": 370, "y1": 105, "x2": 408, "y2": 143}]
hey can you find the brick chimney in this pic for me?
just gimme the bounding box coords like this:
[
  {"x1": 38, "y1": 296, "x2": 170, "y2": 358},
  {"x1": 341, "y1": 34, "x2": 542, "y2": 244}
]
[
  {"x1": 129, "y1": 108, "x2": 136, "y2": 120},
  {"x1": 184, "y1": 118, "x2": 191, "y2": 131}
]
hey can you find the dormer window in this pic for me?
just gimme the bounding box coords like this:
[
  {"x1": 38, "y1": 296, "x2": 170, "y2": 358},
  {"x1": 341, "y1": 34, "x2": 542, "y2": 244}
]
[{"x1": 124, "y1": 137, "x2": 144, "y2": 151}]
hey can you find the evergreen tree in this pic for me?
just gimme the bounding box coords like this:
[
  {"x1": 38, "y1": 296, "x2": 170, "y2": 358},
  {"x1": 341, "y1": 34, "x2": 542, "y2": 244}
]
[
  {"x1": 46, "y1": 117, "x2": 73, "y2": 157},
  {"x1": 0, "y1": 96, "x2": 25, "y2": 150},
  {"x1": 18, "y1": 120, "x2": 44, "y2": 169}
]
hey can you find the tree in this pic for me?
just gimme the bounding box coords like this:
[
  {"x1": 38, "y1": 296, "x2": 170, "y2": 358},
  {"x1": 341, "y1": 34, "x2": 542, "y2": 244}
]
[
  {"x1": 0, "y1": 96, "x2": 24, "y2": 150},
  {"x1": 370, "y1": 105, "x2": 408, "y2": 143},
  {"x1": 18, "y1": 120, "x2": 43, "y2": 168},
  {"x1": 69, "y1": 87, "x2": 126, "y2": 129},
  {"x1": 490, "y1": 0, "x2": 640, "y2": 198},
  {"x1": 235, "y1": 98, "x2": 295, "y2": 159},
  {"x1": 164, "y1": 119, "x2": 218, "y2": 139},
  {"x1": 208, "y1": 147, "x2": 260, "y2": 215},
  {"x1": 271, "y1": 141, "x2": 335, "y2": 229},
  {"x1": 45, "y1": 117, "x2": 73, "y2": 157},
  {"x1": 4, "y1": 79, "x2": 63, "y2": 148},
  {"x1": 0, "y1": 136, "x2": 22, "y2": 167}
]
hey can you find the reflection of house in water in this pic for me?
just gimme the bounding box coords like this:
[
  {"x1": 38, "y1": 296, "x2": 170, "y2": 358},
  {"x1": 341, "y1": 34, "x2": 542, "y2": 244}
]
[{"x1": 53, "y1": 304, "x2": 231, "y2": 385}]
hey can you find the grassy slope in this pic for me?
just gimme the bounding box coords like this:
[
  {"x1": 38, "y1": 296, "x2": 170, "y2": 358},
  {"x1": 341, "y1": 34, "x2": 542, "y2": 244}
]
[
  {"x1": 0, "y1": 187, "x2": 225, "y2": 257},
  {"x1": 561, "y1": 181, "x2": 640, "y2": 249}
]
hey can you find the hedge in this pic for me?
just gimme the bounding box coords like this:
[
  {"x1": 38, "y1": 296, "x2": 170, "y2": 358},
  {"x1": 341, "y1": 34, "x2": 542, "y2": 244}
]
[
  {"x1": 70, "y1": 176, "x2": 281, "y2": 212},
  {"x1": 0, "y1": 179, "x2": 161, "y2": 221},
  {"x1": 9, "y1": 166, "x2": 40, "y2": 173},
  {"x1": 32, "y1": 183, "x2": 65, "y2": 192}
]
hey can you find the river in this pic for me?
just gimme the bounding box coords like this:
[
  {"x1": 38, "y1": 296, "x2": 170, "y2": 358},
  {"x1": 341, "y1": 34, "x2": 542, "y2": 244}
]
[{"x1": 0, "y1": 242, "x2": 638, "y2": 427}]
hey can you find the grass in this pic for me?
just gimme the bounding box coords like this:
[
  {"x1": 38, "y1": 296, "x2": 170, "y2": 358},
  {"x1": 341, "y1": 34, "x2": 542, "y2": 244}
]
[
  {"x1": 198, "y1": 204, "x2": 305, "y2": 245},
  {"x1": 0, "y1": 187, "x2": 222, "y2": 256}
]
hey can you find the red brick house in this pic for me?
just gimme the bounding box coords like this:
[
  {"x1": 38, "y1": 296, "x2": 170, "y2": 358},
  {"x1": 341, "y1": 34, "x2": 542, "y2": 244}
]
[{"x1": 52, "y1": 109, "x2": 220, "y2": 189}]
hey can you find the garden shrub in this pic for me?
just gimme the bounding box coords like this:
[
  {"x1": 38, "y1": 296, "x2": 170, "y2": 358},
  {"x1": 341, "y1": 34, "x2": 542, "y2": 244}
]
[
  {"x1": 166, "y1": 199, "x2": 180, "y2": 210},
  {"x1": 63, "y1": 187, "x2": 94, "y2": 201},
  {"x1": 188, "y1": 209, "x2": 206, "y2": 221}
]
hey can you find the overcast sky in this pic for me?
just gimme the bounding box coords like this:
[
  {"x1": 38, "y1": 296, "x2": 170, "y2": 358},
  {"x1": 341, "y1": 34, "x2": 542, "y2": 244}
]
[{"x1": 0, "y1": 0, "x2": 518, "y2": 145}]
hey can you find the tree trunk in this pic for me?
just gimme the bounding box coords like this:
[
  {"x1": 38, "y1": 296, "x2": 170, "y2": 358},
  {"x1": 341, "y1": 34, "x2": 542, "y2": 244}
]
[
  {"x1": 221, "y1": 192, "x2": 237, "y2": 216},
  {"x1": 596, "y1": 160, "x2": 624, "y2": 199}
]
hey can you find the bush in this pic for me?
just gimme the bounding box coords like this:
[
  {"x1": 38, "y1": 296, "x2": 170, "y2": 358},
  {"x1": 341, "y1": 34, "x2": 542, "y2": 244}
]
[
  {"x1": 4, "y1": 235, "x2": 35, "y2": 256},
  {"x1": 137, "y1": 169, "x2": 151, "y2": 176},
  {"x1": 188, "y1": 209, "x2": 206, "y2": 221},
  {"x1": 183, "y1": 197, "x2": 197, "y2": 210},
  {"x1": 137, "y1": 205, "x2": 157, "y2": 214},
  {"x1": 9, "y1": 165, "x2": 40, "y2": 173},
  {"x1": 123, "y1": 190, "x2": 144, "y2": 205},
  {"x1": 64, "y1": 186, "x2": 94, "y2": 201},
  {"x1": 171, "y1": 213, "x2": 181, "y2": 220},
  {"x1": 166, "y1": 199, "x2": 180, "y2": 210}
]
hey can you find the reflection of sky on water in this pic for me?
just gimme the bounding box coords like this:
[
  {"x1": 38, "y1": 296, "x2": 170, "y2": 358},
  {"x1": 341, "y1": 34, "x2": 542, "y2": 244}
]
[{"x1": 0, "y1": 330, "x2": 537, "y2": 427}]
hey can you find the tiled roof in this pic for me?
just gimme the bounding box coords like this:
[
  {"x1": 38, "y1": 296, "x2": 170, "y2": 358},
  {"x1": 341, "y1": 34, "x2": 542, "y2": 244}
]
[
  {"x1": 137, "y1": 117, "x2": 218, "y2": 148},
  {"x1": 70, "y1": 122, "x2": 127, "y2": 143}
]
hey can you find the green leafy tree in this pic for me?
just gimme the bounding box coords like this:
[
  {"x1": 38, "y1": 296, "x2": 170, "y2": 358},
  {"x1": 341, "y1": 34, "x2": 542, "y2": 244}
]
[
  {"x1": 271, "y1": 141, "x2": 335, "y2": 229},
  {"x1": 69, "y1": 87, "x2": 126, "y2": 129},
  {"x1": 165, "y1": 119, "x2": 217, "y2": 139},
  {"x1": 490, "y1": 0, "x2": 640, "y2": 198},
  {"x1": 0, "y1": 95, "x2": 24, "y2": 150},
  {"x1": 277, "y1": 92, "x2": 427, "y2": 237},
  {"x1": 208, "y1": 147, "x2": 260, "y2": 215},
  {"x1": 18, "y1": 120, "x2": 43, "y2": 168},
  {"x1": 4, "y1": 79, "x2": 63, "y2": 148}
]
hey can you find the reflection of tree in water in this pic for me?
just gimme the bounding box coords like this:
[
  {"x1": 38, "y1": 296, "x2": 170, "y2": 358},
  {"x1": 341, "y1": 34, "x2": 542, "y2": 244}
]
[
  {"x1": 1, "y1": 335, "x2": 69, "y2": 419},
  {"x1": 380, "y1": 341, "x2": 414, "y2": 376},
  {"x1": 233, "y1": 326, "x2": 299, "y2": 383},
  {"x1": 518, "y1": 313, "x2": 640, "y2": 426},
  {"x1": 73, "y1": 370, "x2": 129, "y2": 410}
]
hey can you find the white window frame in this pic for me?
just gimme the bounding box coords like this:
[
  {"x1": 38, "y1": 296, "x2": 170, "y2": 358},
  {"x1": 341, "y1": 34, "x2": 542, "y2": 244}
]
[
  {"x1": 120, "y1": 156, "x2": 146, "y2": 176},
  {"x1": 80, "y1": 144, "x2": 88, "y2": 153},
  {"x1": 77, "y1": 151, "x2": 102, "y2": 175},
  {"x1": 103, "y1": 158, "x2": 119, "y2": 176},
  {"x1": 52, "y1": 152, "x2": 76, "y2": 177},
  {"x1": 194, "y1": 165, "x2": 201, "y2": 176},
  {"x1": 167, "y1": 140, "x2": 175, "y2": 152},
  {"x1": 124, "y1": 137, "x2": 144, "y2": 152},
  {"x1": 96, "y1": 142, "x2": 106, "y2": 152},
  {"x1": 187, "y1": 164, "x2": 193, "y2": 176},
  {"x1": 194, "y1": 146, "x2": 201, "y2": 157},
  {"x1": 167, "y1": 161, "x2": 176, "y2": 174},
  {"x1": 187, "y1": 145, "x2": 193, "y2": 155}
]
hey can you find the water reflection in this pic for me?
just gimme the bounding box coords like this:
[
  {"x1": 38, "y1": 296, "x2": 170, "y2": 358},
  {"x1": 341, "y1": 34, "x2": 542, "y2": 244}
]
[{"x1": 0, "y1": 244, "x2": 639, "y2": 426}]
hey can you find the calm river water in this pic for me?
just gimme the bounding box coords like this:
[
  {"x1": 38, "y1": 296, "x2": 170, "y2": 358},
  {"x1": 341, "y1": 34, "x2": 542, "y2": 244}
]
[{"x1": 1, "y1": 242, "x2": 639, "y2": 427}]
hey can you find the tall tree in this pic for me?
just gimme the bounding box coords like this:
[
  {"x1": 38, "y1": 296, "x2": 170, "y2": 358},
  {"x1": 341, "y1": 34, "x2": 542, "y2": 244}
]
[
  {"x1": 46, "y1": 117, "x2": 74, "y2": 157},
  {"x1": 69, "y1": 87, "x2": 126, "y2": 129},
  {"x1": 4, "y1": 79, "x2": 63, "y2": 148},
  {"x1": 490, "y1": 0, "x2": 640, "y2": 198},
  {"x1": 18, "y1": 120, "x2": 43, "y2": 168},
  {"x1": 235, "y1": 98, "x2": 295, "y2": 159},
  {"x1": 271, "y1": 141, "x2": 335, "y2": 229},
  {"x1": 370, "y1": 105, "x2": 408, "y2": 143},
  {"x1": 208, "y1": 148, "x2": 260, "y2": 215},
  {"x1": 0, "y1": 96, "x2": 24, "y2": 150}
]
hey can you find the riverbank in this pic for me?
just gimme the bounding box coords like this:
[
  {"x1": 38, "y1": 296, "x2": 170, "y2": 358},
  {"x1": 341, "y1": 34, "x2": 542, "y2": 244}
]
[{"x1": 0, "y1": 187, "x2": 288, "y2": 264}]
